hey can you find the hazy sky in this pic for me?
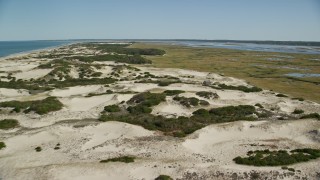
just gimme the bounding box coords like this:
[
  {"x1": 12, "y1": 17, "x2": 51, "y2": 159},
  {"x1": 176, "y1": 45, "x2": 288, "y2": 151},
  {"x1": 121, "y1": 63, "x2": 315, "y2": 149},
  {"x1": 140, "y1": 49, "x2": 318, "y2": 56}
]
[{"x1": 0, "y1": 0, "x2": 319, "y2": 41}]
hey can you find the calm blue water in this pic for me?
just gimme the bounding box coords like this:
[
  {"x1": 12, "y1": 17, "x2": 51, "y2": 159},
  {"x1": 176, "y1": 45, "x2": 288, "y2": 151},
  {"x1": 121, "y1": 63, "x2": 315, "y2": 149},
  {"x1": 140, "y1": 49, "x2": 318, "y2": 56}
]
[
  {"x1": 285, "y1": 73, "x2": 320, "y2": 78},
  {"x1": 0, "y1": 40, "x2": 73, "y2": 58}
]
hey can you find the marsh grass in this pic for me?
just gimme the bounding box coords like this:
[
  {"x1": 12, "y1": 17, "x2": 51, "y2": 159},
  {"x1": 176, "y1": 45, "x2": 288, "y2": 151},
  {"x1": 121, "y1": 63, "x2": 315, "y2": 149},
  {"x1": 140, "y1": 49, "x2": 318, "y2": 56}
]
[{"x1": 130, "y1": 43, "x2": 320, "y2": 102}]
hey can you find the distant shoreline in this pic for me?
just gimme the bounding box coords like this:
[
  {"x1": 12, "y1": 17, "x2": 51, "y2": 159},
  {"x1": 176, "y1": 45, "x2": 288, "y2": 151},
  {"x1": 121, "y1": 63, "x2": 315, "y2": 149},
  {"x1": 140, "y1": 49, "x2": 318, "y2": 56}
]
[{"x1": 1, "y1": 39, "x2": 320, "y2": 59}]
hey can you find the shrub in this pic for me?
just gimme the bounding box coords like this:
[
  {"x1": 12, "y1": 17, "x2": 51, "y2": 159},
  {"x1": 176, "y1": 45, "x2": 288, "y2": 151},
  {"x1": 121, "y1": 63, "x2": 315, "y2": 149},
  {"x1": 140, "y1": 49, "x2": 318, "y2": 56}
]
[
  {"x1": 164, "y1": 90, "x2": 185, "y2": 96},
  {"x1": 127, "y1": 105, "x2": 152, "y2": 114},
  {"x1": 196, "y1": 91, "x2": 219, "y2": 99},
  {"x1": 292, "y1": 109, "x2": 304, "y2": 114},
  {"x1": 0, "y1": 97, "x2": 63, "y2": 115},
  {"x1": 233, "y1": 148, "x2": 320, "y2": 166},
  {"x1": 104, "y1": 105, "x2": 121, "y2": 112},
  {"x1": 100, "y1": 156, "x2": 135, "y2": 163},
  {"x1": 199, "y1": 100, "x2": 210, "y2": 106},
  {"x1": 276, "y1": 94, "x2": 288, "y2": 97},
  {"x1": 216, "y1": 84, "x2": 262, "y2": 93},
  {"x1": 208, "y1": 105, "x2": 256, "y2": 122},
  {"x1": 35, "y1": 146, "x2": 42, "y2": 152},
  {"x1": 192, "y1": 109, "x2": 210, "y2": 116},
  {"x1": 155, "y1": 175, "x2": 173, "y2": 180},
  {"x1": 0, "y1": 119, "x2": 19, "y2": 130},
  {"x1": 25, "y1": 97, "x2": 63, "y2": 115},
  {"x1": 300, "y1": 113, "x2": 320, "y2": 120},
  {"x1": 173, "y1": 96, "x2": 202, "y2": 107},
  {"x1": 0, "y1": 142, "x2": 6, "y2": 150},
  {"x1": 291, "y1": 97, "x2": 304, "y2": 101},
  {"x1": 99, "y1": 113, "x2": 204, "y2": 137},
  {"x1": 100, "y1": 104, "x2": 258, "y2": 137},
  {"x1": 255, "y1": 103, "x2": 264, "y2": 108},
  {"x1": 128, "y1": 92, "x2": 166, "y2": 107}
]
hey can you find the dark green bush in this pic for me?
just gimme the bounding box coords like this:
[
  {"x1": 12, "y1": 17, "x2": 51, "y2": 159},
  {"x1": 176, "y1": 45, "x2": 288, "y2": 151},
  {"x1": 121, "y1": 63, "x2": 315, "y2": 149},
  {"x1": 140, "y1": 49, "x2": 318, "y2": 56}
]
[
  {"x1": 35, "y1": 146, "x2": 42, "y2": 152},
  {"x1": 199, "y1": 100, "x2": 210, "y2": 106},
  {"x1": 208, "y1": 105, "x2": 256, "y2": 121},
  {"x1": 0, "y1": 119, "x2": 19, "y2": 130},
  {"x1": 292, "y1": 109, "x2": 304, "y2": 114},
  {"x1": 276, "y1": 94, "x2": 288, "y2": 97},
  {"x1": 196, "y1": 91, "x2": 219, "y2": 99},
  {"x1": 0, "y1": 97, "x2": 63, "y2": 115},
  {"x1": 0, "y1": 142, "x2": 5, "y2": 150},
  {"x1": 255, "y1": 103, "x2": 264, "y2": 108},
  {"x1": 216, "y1": 84, "x2": 262, "y2": 93},
  {"x1": 192, "y1": 109, "x2": 210, "y2": 116},
  {"x1": 164, "y1": 90, "x2": 185, "y2": 96},
  {"x1": 99, "y1": 114, "x2": 204, "y2": 137},
  {"x1": 300, "y1": 113, "x2": 320, "y2": 120},
  {"x1": 100, "y1": 156, "x2": 135, "y2": 163},
  {"x1": 127, "y1": 105, "x2": 152, "y2": 114},
  {"x1": 100, "y1": 104, "x2": 258, "y2": 137},
  {"x1": 233, "y1": 148, "x2": 320, "y2": 166},
  {"x1": 128, "y1": 92, "x2": 166, "y2": 107},
  {"x1": 155, "y1": 175, "x2": 173, "y2": 180},
  {"x1": 173, "y1": 96, "x2": 202, "y2": 107},
  {"x1": 291, "y1": 97, "x2": 304, "y2": 101},
  {"x1": 104, "y1": 105, "x2": 121, "y2": 112}
]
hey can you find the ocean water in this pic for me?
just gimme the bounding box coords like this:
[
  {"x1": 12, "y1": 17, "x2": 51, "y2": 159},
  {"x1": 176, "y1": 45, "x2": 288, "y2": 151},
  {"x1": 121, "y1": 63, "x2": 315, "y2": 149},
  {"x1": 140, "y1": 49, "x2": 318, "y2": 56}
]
[{"x1": 0, "y1": 40, "x2": 73, "y2": 58}]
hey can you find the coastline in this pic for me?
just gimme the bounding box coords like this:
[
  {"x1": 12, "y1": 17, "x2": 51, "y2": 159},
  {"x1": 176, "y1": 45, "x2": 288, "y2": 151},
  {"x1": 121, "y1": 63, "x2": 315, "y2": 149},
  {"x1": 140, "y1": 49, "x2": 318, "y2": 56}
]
[{"x1": 0, "y1": 41, "x2": 77, "y2": 60}]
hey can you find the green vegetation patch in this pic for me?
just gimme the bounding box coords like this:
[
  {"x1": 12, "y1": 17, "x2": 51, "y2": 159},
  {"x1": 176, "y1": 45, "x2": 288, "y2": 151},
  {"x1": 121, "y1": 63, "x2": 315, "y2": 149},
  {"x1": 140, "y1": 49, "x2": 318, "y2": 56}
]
[
  {"x1": 255, "y1": 103, "x2": 264, "y2": 108},
  {"x1": 104, "y1": 105, "x2": 121, "y2": 112},
  {"x1": 196, "y1": 91, "x2": 219, "y2": 99},
  {"x1": 71, "y1": 54, "x2": 152, "y2": 64},
  {"x1": 99, "y1": 114, "x2": 204, "y2": 137},
  {"x1": 128, "y1": 92, "x2": 166, "y2": 107},
  {"x1": 233, "y1": 148, "x2": 320, "y2": 166},
  {"x1": 155, "y1": 175, "x2": 173, "y2": 180},
  {"x1": 100, "y1": 156, "x2": 135, "y2": 163},
  {"x1": 100, "y1": 105, "x2": 257, "y2": 137},
  {"x1": 292, "y1": 109, "x2": 304, "y2": 114},
  {"x1": 163, "y1": 90, "x2": 185, "y2": 96},
  {"x1": 126, "y1": 92, "x2": 166, "y2": 114},
  {"x1": 208, "y1": 105, "x2": 256, "y2": 120},
  {"x1": 276, "y1": 93, "x2": 288, "y2": 97},
  {"x1": 0, "y1": 119, "x2": 19, "y2": 130},
  {"x1": 135, "y1": 79, "x2": 181, "y2": 86},
  {"x1": 86, "y1": 43, "x2": 165, "y2": 56},
  {"x1": 173, "y1": 96, "x2": 209, "y2": 107},
  {"x1": 0, "y1": 97, "x2": 63, "y2": 115},
  {"x1": 35, "y1": 146, "x2": 42, "y2": 152},
  {"x1": 0, "y1": 142, "x2": 6, "y2": 150},
  {"x1": 213, "y1": 84, "x2": 262, "y2": 93},
  {"x1": 300, "y1": 113, "x2": 320, "y2": 120}
]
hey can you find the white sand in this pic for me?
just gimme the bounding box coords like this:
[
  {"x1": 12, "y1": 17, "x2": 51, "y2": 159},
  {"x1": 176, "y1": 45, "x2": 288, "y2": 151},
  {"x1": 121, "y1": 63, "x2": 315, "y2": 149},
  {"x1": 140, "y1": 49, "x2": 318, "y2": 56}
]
[
  {"x1": 13, "y1": 68, "x2": 53, "y2": 80},
  {"x1": 60, "y1": 94, "x2": 116, "y2": 112},
  {"x1": 50, "y1": 85, "x2": 105, "y2": 97}
]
